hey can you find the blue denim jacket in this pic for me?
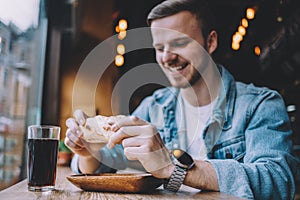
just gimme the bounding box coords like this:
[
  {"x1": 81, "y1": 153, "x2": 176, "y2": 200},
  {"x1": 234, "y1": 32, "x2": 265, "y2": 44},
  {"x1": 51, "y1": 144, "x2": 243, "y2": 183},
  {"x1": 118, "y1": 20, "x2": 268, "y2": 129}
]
[{"x1": 71, "y1": 66, "x2": 298, "y2": 199}]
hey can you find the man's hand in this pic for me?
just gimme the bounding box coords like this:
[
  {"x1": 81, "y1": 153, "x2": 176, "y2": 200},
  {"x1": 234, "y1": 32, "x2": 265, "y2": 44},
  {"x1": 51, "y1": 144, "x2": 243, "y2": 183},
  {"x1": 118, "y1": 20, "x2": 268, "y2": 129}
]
[
  {"x1": 65, "y1": 109, "x2": 106, "y2": 157},
  {"x1": 107, "y1": 116, "x2": 174, "y2": 179}
]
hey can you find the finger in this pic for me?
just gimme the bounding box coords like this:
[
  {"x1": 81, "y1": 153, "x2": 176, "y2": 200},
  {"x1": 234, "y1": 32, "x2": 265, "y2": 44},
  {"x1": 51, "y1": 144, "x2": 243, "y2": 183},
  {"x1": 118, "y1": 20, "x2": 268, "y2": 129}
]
[
  {"x1": 108, "y1": 125, "x2": 156, "y2": 148},
  {"x1": 74, "y1": 109, "x2": 88, "y2": 125},
  {"x1": 66, "y1": 118, "x2": 82, "y2": 136},
  {"x1": 122, "y1": 135, "x2": 165, "y2": 152},
  {"x1": 111, "y1": 116, "x2": 148, "y2": 131},
  {"x1": 124, "y1": 145, "x2": 167, "y2": 160},
  {"x1": 122, "y1": 137, "x2": 144, "y2": 148},
  {"x1": 66, "y1": 129, "x2": 85, "y2": 148},
  {"x1": 124, "y1": 147, "x2": 140, "y2": 160},
  {"x1": 64, "y1": 136, "x2": 84, "y2": 151},
  {"x1": 124, "y1": 146, "x2": 172, "y2": 173},
  {"x1": 66, "y1": 118, "x2": 83, "y2": 137}
]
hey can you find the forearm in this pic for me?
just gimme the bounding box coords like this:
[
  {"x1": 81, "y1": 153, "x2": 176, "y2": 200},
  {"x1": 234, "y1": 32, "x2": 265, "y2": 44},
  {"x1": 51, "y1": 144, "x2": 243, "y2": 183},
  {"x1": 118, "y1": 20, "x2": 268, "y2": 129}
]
[
  {"x1": 72, "y1": 145, "x2": 128, "y2": 174},
  {"x1": 184, "y1": 160, "x2": 219, "y2": 191},
  {"x1": 78, "y1": 155, "x2": 101, "y2": 174}
]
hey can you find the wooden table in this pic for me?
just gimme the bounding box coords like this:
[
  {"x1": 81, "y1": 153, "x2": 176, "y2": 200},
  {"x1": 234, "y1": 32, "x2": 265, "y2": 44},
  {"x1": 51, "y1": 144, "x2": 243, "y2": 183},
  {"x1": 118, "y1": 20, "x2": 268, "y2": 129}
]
[{"x1": 0, "y1": 166, "x2": 244, "y2": 200}]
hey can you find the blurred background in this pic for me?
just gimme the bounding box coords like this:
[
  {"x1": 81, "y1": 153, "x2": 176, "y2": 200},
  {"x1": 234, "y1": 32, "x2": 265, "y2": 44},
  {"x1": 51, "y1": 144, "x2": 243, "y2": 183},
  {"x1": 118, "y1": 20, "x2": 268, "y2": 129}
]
[{"x1": 0, "y1": 0, "x2": 299, "y2": 191}]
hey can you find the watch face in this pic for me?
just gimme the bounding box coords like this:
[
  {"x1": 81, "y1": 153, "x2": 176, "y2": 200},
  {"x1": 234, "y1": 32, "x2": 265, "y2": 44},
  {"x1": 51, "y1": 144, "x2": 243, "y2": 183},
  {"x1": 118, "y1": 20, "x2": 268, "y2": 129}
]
[{"x1": 171, "y1": 149, "x2": 194, "y2": 167}]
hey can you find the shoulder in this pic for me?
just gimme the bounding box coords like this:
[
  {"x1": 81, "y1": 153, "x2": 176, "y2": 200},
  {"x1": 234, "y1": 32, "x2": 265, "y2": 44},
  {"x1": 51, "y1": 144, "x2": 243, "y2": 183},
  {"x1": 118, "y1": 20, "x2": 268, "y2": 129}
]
[
  {"x1": 220, "y1": 66, "x2": 283, "y2": 103},
  {"x1": 236, "y1": 82, "x2": 283, "y2": 100},
  {"x1": 235, "y1": 82, "x2": 287, "y2": 115}
]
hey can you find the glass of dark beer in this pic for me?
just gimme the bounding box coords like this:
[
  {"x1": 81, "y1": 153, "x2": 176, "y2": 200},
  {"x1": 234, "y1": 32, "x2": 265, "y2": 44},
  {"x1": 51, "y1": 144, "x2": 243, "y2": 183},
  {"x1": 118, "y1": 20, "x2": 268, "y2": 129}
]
[{"x1": 27, "y1": 125, "x2": 60, "y2": 192}]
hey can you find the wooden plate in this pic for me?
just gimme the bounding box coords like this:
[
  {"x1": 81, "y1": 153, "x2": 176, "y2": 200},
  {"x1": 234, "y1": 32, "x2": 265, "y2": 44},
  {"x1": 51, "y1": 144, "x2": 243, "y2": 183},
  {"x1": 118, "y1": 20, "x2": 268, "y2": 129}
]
[{"x1": 67, "y1": 173, "x2": 163, "y2": 193}]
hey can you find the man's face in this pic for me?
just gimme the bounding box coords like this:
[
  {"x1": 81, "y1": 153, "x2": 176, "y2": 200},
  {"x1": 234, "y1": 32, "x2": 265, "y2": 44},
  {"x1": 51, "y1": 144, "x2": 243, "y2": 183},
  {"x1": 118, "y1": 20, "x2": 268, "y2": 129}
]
[{"x1": 151, "y1": 11, "x2": 211, "y2": 88}]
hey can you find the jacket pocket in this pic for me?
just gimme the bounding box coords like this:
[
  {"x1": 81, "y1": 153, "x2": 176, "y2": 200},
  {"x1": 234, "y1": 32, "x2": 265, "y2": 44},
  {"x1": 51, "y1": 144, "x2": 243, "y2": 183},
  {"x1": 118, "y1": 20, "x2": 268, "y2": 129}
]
[{"x1": 211, "y1": 135, "x2": 246, "y2": 162}]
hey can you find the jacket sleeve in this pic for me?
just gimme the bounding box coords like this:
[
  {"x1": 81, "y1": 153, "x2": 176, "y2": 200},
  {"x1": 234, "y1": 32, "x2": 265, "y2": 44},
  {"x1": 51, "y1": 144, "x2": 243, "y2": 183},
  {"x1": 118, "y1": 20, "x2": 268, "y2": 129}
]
[
  {"x1": 131, "y1": 96, "x2": 153, "y2": 120},
  {"x1": 70, "y1": 145, "x2": 127, "y2": 174},
  {"x1": 209, "y1": 91, "x2": 299, "y2": 199}
]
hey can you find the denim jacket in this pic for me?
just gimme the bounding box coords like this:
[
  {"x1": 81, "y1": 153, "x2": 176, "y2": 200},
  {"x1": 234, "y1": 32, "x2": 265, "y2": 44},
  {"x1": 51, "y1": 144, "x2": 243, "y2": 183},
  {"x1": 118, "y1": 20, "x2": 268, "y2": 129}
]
[{"x1": 71, "y1": 66, "x2": 298, "y2": 199}]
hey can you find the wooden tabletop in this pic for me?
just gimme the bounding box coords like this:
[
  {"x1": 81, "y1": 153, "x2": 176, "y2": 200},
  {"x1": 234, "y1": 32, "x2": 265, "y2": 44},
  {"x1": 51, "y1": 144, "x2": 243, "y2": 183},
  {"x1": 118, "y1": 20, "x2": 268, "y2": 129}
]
[{"x1": 0, "y1": 166, "x2": 244, "y2": 200}]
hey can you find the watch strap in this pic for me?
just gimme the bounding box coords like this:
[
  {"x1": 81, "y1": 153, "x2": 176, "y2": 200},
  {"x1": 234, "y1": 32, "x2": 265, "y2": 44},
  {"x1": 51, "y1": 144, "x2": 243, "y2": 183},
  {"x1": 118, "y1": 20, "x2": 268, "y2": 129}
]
[{"x1": 164, "y1": 165, "x2": 187, "y2": 192}]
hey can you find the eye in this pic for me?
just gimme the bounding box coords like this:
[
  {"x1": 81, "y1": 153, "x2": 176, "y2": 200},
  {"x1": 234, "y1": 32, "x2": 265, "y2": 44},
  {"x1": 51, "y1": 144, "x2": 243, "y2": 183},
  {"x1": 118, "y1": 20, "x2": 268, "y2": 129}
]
[
  {"x1": 154, "y1": 45, "x2": 164, "y2": 52},
  {"x1": 171, "y1": 39, "x2": 190, "y2": 48}
]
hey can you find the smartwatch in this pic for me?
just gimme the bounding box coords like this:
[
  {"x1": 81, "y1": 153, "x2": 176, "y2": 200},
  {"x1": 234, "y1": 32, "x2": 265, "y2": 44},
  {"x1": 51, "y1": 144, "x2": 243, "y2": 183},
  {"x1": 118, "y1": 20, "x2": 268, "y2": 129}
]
[{"x1": 164, "y1": 149, "x2": 195, "y2": 192}]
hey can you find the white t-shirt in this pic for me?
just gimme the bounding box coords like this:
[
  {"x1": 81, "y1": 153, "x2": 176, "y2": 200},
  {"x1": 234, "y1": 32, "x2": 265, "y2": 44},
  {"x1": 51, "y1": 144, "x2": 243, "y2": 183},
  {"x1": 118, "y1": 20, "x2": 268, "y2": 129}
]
[{"x1": 176, "y1": 93, "x2": 213, "y2": 160}]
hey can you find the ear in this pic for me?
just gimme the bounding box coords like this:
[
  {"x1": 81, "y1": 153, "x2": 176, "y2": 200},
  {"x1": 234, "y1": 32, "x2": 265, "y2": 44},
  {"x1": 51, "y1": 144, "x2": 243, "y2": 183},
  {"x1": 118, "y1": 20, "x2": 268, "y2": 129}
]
[{"x1": 206, "y1": 30, "x2": 218, "y2": 54}]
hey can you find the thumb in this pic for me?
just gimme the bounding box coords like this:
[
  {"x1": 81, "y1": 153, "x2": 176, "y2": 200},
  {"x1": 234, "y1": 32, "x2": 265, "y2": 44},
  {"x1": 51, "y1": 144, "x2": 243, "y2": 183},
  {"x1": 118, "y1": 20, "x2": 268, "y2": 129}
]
[{"x1": 74, "y1": 109, "x2": 89, "y2": 125}]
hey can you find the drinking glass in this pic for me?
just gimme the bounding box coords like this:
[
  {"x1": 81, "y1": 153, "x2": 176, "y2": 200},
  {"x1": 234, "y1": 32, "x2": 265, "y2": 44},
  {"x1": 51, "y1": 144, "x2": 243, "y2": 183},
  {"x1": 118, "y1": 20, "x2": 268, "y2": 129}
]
[{"x1": 27, "y1": 125, "x2": 60, "y2": 191}]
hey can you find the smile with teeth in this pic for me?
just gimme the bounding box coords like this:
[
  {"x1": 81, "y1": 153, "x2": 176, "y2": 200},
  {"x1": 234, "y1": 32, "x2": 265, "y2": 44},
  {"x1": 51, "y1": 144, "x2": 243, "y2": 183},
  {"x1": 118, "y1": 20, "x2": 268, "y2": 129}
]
[{"x1": 165, "y1": 63, "x2": 188, "y2": 72}]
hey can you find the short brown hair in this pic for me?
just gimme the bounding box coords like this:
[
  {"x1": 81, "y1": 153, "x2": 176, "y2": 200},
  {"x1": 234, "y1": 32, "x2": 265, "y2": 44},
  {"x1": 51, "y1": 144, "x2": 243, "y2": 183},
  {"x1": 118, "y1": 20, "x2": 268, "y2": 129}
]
[{"x1": 147, "y1": 0, "x2": 216, "y2": 39}]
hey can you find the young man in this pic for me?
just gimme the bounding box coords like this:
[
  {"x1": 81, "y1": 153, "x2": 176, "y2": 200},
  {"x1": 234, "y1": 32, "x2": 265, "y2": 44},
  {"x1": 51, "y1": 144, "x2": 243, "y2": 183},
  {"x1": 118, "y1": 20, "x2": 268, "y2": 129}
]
[{"x1": 65, "y1": 0, "x2": 298, "y2": 199}]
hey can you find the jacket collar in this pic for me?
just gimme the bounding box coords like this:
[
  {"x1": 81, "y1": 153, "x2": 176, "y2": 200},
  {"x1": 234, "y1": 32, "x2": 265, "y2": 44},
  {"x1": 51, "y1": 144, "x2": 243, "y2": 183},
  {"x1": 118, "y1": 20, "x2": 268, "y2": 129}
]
[{"x1": 212, "y1": 66, "x2": 235, "y2": 130}]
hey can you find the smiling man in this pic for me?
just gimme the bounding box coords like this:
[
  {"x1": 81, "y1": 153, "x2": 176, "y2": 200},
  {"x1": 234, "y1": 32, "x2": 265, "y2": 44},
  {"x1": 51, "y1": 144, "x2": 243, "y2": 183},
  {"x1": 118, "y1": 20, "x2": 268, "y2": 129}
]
[{"x1": 65, "y1": 0, "x2": 298, "y2": 199}]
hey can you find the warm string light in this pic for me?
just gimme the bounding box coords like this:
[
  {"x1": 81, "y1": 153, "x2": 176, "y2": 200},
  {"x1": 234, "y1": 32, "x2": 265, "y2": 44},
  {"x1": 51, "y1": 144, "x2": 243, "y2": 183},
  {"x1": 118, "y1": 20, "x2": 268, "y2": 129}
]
[
  {"x1": 277, "y1": 16, "x2": 283, "y2": 22},
  {"x1": 115, "y1": 26, "x2": 120, "y2": 33},
  {"x1": 118, "y1": 31, "x2": 126, "y2": 40},
  {"x1": 246, "y1": 8, "x2": 256, "y2": 20},
  {"x1": 115, "y1": 19, "x2": 128, "y2": 67},
  {"x1": 276, "y1": 0, "x2": 284, "y2": 23},
  {"x1": 241, "y1": 18, "x2": 248, "y2": 28},
  {"x1": 118, "y1": 19, "x2": 128, "y2": 31},
  {"x1": 238, "y1": 26, "x2": 246, "y2": 36},
  {"x1": 117, "y1": 44, "x2": 125, "y2": 55},
  {"x1": 231, "y1": 42, "x2": 240, "y2": 51},
  {"x1": 254, "y1": 45, "x2": 261, "y2": 56},
  {"x1": 232, "y1": 32, "x2": 243, "y2": 43},
  {"x1": 231, "y1": 7, "x2": 262, "y2": 57},
  {"x1": 231, "y1": 7, "x2": 256, "y2": 51},
  {"x1": 115, "y1": 54, "x2": 124, "y2": 67}
]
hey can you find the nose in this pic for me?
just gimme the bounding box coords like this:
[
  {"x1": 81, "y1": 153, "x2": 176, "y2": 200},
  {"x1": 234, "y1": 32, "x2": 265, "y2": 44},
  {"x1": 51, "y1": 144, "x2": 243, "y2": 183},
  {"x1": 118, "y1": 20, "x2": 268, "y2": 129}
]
[{"x1": 162, "y1": 49, "x2": 177, "y2": 64}]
